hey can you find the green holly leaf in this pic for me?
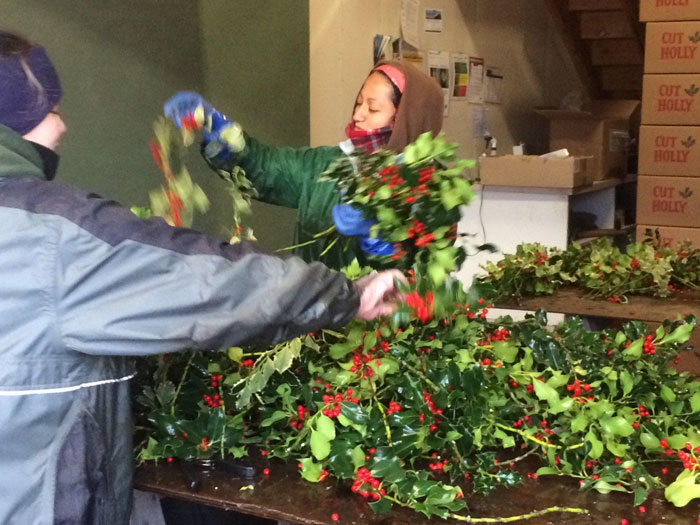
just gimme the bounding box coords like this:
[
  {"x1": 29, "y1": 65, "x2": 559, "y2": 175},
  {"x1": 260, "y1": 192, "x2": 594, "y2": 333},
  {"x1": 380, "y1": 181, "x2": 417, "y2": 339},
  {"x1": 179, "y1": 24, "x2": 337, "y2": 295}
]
[
  {"x1": 533, "y1": 378, "x2": 561, "y2": 406},
  {"x1": 660, "y1": 385, "x2": 677, "y2": 403},
  {"x1": 600, "y1": 416, "x2": 635, "y2": 437},
  {"x1": 299, "y1": 457, "x2": 322, "y2": 483},
  {"x1": 620, "y1": 369, "x2": 633, "y2": 396},
  {"x1": 665, "y1": 469, "x2": 700, "y2": 507},
  {"x1": 586, "y1": 430, "x2": 604, "y2": 459},
  {"x1": 492, "y1": 341, "x2": 519, "y2": 363},
  {"x1": 370, "y1": 447, "x2": 405, "y2": 483},
  {"x1": 661, "y1": 323, "x2": 694, "y2": 346},
  {"x1": 261, "y1": 410, "x2": 288, "y2": 427},
  {"x1": 368, "y1": 497, "x2": 393, "y2": 514},
  {"x1": 623, "y1": 338, "x2": 643, "y2": 359},
  {"x1": 228, "y1": 347, "x2": 243, "y2": 363}
]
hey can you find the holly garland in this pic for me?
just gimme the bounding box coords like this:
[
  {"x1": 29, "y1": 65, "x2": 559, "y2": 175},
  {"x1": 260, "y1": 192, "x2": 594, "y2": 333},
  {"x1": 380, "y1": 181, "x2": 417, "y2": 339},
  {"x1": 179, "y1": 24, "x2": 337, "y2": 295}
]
[
  {"x1": 320, "y1": 132, "x2": 476, "y2": 284},
  {"x1": 474, "y1": 236, "x2": 700, "y2": 304}
]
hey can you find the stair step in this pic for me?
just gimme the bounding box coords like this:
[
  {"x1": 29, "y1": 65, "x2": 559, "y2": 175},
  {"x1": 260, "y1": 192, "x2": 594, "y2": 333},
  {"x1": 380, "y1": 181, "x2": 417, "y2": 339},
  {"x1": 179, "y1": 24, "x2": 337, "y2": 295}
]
[
  {"x1": 569, "y1": 0, "x2": 626, "y2": 10},
  {"x1": 590, "y1": 39, "x2": 643, "y2": 65},
  {"x1": 580, "y1": 10, "x2": 636, "y2": 39},
  {"x1": 598, "y1": 65, "x2": 643, "y2": 91}
]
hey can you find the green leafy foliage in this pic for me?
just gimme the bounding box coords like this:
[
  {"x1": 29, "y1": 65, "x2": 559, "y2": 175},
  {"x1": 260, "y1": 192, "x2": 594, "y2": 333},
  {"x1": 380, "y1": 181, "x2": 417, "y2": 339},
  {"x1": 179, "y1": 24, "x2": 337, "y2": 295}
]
[
  {"x1": 477, "y1": 237, "x2": 700, "y2": 303},
  {"x1": 136, "y1": 300, "x2": 700, "y2": 516},
  {"x1": 321, "y1": 132, "x2": 476, "y2": 285}
]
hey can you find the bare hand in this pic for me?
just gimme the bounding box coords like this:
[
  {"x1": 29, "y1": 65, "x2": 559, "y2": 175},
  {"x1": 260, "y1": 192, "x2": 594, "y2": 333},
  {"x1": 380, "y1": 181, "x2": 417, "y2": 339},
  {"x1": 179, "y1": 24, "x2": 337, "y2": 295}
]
[{"x1": 354, "y1": 270, "x2": 407, "y2": 320}]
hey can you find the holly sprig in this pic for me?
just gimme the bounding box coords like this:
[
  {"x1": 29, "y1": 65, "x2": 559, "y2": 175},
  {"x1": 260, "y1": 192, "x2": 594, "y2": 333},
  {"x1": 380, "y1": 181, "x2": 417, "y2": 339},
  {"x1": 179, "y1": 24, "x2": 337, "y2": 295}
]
[
  {"x1": 321, "y1": 132, "x2": 476, "y2": 284},
  {"x1": 477, "y1": 237, "x2": 700, "y2": 304}
]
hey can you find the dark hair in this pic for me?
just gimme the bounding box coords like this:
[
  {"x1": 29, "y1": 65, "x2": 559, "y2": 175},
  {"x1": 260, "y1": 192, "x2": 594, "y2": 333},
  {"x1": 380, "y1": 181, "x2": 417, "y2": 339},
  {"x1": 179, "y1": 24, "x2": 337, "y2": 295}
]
[
  {"x1": 0, "y1": 30, "x2": 35, "y2": 57},
  {"x1": 373, "y1": 70, "x2": 402, "y2": 108}
]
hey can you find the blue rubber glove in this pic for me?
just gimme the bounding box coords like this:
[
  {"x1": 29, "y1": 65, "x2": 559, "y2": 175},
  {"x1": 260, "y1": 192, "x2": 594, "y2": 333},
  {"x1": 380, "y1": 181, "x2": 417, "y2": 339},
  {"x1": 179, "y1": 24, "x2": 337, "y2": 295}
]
[
  {"x1": 163, "y1": 91, "x2": 213, "y2": 128},
  {"x1": 332, "y1": 204, "x2": 394, "y2": 256},
  {"x1": 164, "y1": 92, "x2": 245, "y2": 160}
]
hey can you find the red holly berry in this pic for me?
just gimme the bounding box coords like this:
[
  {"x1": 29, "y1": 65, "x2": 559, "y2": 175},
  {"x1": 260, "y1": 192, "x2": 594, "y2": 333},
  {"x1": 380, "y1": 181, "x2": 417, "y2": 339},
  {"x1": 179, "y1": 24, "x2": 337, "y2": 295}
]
[
  {"x1": 263, "y1": 468, "x2": 270, "y2": 476},
  {"x1": 331, "y1": 513, "x2": 339, "y2": 522}
]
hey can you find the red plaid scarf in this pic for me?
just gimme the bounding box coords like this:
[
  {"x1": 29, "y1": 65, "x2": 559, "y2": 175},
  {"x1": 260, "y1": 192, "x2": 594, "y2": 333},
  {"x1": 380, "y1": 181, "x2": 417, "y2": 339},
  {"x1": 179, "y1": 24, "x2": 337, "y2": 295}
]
[{"x1": 345, "y1": 122, "x2": 393, "y2": 153}]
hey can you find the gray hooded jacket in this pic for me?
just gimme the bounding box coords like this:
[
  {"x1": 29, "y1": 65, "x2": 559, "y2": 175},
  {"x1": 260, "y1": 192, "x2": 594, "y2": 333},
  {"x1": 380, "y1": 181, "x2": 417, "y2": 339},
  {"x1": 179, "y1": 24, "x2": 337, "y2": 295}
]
[{"x1": 0, "y1": 124, "x2": 359, "y2": 524}]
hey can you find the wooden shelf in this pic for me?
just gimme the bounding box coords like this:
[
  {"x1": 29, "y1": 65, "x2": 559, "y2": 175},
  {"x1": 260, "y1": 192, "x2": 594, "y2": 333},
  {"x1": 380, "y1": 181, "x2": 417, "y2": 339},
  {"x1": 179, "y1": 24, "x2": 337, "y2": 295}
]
[{"x1": 496, "y1": 286, "x2": 699, "y2": 323}]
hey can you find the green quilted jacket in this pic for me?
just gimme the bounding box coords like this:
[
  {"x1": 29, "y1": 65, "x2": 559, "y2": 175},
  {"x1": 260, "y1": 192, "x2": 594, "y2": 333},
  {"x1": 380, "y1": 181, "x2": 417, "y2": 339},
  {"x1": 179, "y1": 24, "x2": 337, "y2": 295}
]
[{"x1": 206, "y1": 134, "x2": 364, "y2": 269}]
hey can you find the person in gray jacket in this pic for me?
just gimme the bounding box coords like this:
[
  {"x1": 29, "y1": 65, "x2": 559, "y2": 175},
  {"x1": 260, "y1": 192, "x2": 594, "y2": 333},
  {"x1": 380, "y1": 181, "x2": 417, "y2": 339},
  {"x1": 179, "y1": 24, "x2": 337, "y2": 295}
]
[{"x1": 0, "y1": 30, "x2": 404, "y2": 525}]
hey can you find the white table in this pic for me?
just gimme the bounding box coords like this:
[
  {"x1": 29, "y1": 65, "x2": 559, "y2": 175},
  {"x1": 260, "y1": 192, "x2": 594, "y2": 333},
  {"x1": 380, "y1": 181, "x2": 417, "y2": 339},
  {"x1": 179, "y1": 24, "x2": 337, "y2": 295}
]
[{"x1": 455, "y1": 177, "x2": 634, "y2": 321}]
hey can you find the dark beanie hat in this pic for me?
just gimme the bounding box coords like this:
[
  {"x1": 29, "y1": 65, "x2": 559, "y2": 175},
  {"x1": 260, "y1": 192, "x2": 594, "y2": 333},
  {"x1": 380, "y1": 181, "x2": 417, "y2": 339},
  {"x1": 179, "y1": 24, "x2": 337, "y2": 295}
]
[{"x1": 0, "y1": 45, "x2": 62, "y2": 135}]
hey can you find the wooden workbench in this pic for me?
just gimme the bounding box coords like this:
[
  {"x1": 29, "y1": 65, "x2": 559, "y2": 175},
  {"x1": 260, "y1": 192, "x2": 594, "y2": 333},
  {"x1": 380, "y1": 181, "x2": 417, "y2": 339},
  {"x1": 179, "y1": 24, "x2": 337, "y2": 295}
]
[
  {"x1": 134, "y1": 457, "x2": 699, "y2": 525},
  {"x1": 497, "y1": 287, "x2": 700, "y2": 374}
]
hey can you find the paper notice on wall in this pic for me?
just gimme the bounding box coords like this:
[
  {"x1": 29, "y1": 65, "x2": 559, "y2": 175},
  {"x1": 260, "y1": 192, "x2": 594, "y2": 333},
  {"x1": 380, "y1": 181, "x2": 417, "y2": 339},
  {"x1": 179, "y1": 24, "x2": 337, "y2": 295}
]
[
  {"x1": 427, "y1": 50, "x2": 451, "y2": 117},
  {"x1": 424, "y1": 8, "x2": 443, "y2": 33},
  {"x1": 451, "y1": 52, "x2": 469, "y2": 100},
  {"x1": 401, "y1": 0, "x2": 420, "y2": 49},
  {"x1": 400, "y1": 40, "x2": 425, "y2": 71},
  {"x1": 472, "y1": 104, "x2": 488, "y2": 138},
  {"x1": 484, "y1": 66, "x2": 504, "y2": 104},
  {"x1": 467, "y1": 57, "x2": 484, "y2": 104}
]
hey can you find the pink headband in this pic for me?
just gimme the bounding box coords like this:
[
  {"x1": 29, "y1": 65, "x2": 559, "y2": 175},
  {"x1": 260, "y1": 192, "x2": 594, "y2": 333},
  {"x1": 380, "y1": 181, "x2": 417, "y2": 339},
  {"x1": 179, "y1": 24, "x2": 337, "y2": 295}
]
[{"x1": 373, "y1": 64, "x2": 405, "y2": 94}]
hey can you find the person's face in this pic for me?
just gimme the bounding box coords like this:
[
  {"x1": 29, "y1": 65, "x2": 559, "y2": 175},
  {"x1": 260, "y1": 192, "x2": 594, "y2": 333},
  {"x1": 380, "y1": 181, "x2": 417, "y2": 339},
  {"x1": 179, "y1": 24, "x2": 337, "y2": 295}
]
[
  {"x1": 23, "y1": 106, "x2": 67, "y2": 151},
  {"x1": 352, "y1": 72, "x2": 397, "y2": 131}
]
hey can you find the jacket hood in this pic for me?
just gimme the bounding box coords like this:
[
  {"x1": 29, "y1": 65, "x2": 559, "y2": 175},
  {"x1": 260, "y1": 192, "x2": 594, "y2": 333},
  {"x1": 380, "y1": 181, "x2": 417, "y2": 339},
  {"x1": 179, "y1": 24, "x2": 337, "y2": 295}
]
[
  {"x1": 0, "y1": 124, "x2": 45, "y2": 180},
  {"x1": 353, "y1": 60, "x2": 444, "y2": 154}
]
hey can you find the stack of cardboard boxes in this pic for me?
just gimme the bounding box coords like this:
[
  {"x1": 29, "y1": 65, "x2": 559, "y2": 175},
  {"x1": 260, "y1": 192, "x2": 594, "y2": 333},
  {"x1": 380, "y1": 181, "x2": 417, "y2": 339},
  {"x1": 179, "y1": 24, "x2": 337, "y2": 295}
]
[{"x1": 637, "y1": 0, "x2": 700, "y2": 247}]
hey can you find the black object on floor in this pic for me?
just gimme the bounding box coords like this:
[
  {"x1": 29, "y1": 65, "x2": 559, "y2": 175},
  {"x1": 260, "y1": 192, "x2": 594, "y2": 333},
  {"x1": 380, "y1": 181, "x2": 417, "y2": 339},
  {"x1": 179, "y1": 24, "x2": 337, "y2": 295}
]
[{"x1": 160, "y1": 498, "x2": 274, "y2": 525}]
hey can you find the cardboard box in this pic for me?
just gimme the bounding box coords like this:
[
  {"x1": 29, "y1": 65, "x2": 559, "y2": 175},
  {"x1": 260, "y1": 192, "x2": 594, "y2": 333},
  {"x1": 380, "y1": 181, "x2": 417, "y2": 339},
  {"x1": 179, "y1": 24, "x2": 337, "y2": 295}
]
[
  {"x1": 640, "y1": 0, "x2": 700, "y2": 22},
  {"x1": 480, "y1": 155, "x2": 592, "y2": 189},
  {"x1": 638, "y1": 125, "x2": 699, "y2": 176},
  {"x1": 535, "y1": 100, "x2": 640, "y2": 181},
  {"x1": 642, "y1": 74, "x2": 700, "y2": 125},
  {"x1": 636, "y1": 224, "x2": 700, "y2": 248},
  {"x1": 645, "y1": 22, "x2": 700, "y2": 73},
  {"x1": 636, "y1": 175, "x2": 700, "y2": 227}
]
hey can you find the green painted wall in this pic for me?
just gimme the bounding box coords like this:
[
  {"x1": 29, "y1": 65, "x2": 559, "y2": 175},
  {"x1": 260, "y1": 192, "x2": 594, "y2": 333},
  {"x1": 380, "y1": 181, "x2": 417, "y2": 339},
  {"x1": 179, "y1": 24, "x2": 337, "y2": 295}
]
[
  {"x1": 199, "y1": 1, "x2": 310, "y2": 247},
  {"x1": 3, "y1": 0, "x2": 309, "y2": 248}
]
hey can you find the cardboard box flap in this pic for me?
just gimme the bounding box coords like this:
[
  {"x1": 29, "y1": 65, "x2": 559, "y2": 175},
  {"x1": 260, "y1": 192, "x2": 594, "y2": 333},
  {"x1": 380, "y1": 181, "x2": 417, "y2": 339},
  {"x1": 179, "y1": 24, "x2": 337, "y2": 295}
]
[{"x1": 534, "y1": 100, "x2": 640, "y2": 121}]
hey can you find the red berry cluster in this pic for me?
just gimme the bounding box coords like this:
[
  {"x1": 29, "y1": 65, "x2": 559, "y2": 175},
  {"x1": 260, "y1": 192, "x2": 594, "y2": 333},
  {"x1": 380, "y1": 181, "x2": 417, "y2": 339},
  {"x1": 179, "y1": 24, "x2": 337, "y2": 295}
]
[
  {"x1": 290, "y1": 405, "x2": 308, "y2": 430},
  {"x1": 405, "y1": 290, "x2": 434, "y2": 323},
  {"x1": 422, "y1": 390, "x2": 443, "y2": 432},
  {"x1": 630, "y1": 257, "x2": 641, "y2": 270},
  {"x1": 386, "y1": 400, "x2": 402, "y2": 415},
  {"x1": 662, "y1": 440, "x2": 700, "y2": 471},
  {"x1": 533, "y1": 251, "x2": 548, "y2": 266},
  {"x1": 487, "y1": 327, "x2": 511, "y2": 342},
  {"x1": 240, "y1": 359, "x2": 255, "y2": 367},
  {"x1": 642, "y1": 334, "x2": 656, "y2": 355},
  {"x1": 566, "y1": 379, "x2": 594, "y2": 401},
  {"x1": 199, "y1": 437, "x2": 210, "y2": 451},
  {"x1": 203, "y1": 374, "x2": 224, "y2": 408},
  {"x1": 322, "y1": 389, "x2": 359, "y2": 418},
  {"x1": 378, "y1": 165, "x2": 403, "y2": 189},
  {"x1": 606, "y1": 295, "x2": 621, "y2": 303},
  {"x1": 428, "y1": 452, "x2": 448, "y2": 472},
  {"x1": 351, "y1": 467, "x2": 385, "y2": 500}
]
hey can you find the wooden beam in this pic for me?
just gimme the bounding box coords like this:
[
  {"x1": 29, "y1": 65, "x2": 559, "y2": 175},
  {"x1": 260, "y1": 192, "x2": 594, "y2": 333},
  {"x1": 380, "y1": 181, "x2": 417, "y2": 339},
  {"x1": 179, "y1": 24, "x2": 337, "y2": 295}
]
[
  {"x1": 580, "y1": 10, "x2": 636, "y2": 39},
  {"x1": 569, "y1": 0, "x2": 625, "y2": 10},
  {"x1": 544, "y1": 0, "x2": 600, "y2": 99},
  {"x1": 590, "y1": 39, "x2": 643, "y2": 66},
  {"x1": 598, "y1": 65, "x2": 643, "y2": 91}
]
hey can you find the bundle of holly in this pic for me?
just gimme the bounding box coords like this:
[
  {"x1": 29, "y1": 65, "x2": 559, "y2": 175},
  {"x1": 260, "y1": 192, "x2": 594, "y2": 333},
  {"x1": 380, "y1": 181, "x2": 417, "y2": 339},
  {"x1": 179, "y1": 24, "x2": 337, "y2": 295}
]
[
  {"x1": 137, "y1": 294, "x2": 700, "y2": 519},
  {"x1": 322, "y1": 132, "x2": 476, "y2": 284},
  {"x1": 475, "y1": 238, "x2": 700, "y2": 304}
]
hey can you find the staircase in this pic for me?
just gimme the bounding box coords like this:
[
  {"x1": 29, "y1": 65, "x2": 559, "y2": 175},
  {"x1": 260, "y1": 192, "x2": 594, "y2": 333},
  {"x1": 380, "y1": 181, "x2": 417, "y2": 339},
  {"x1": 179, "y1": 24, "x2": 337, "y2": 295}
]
[{"x1": 546, "y1": 0, "x2": 645, "y2": 100}]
